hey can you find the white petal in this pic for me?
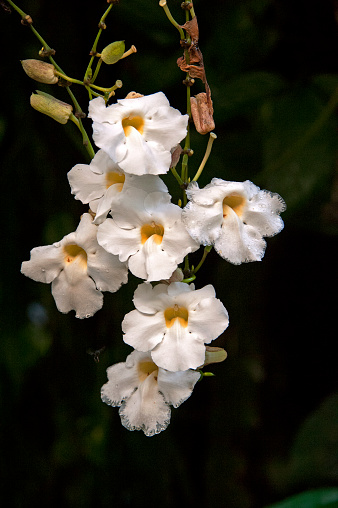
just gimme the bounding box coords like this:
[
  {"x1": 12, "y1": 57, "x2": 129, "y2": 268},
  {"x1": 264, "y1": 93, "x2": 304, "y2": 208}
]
[
  {"x1": 151, "y1": 322, "x2": 206, "y2": 372},
  {"x1": 128, "y1": 236, "x2": 177, "y2": 281},
  {"x1": 67, "y1": 163, "x2": 106, "y2": 204},
  {"x1": 158, "y1": 368, "x2": 200, "y2": 408},
  {"x1": 187, "y1": 296, "x2": 229, "y2": 342},
  {"x1": 87, "y1": 246, "x2": 128, "y2": 293},
  {"x1": 21, "y1": 244, "x2": 63, "y2": 283},
  {"x1": 119, "y1": 371, "x2": 171, "y2": 436},
  {"x1": 119, "y1": 128, "x2": 171, "y2": 175},
  {"x1": 132, "y1": 282, "x2": 170, "y2": 314},
  {"x1": 101, "y1": 356, "x2": 140, "y2": 406},
  {"x1": 162, "y1": 218, "x2": 200, "y2": 260},
  {"x1": 124, "y1": 174, "x2": 168, "y2": 194},
  {"x1": 97, "y1": 218, "x2": 140, "y2": 262},
  {"x1": 51, "y1": 261, "x2": 103, "y2": 318},
  {"x1": 215, "y1": 210, "x2": 266, "y2": 264},
  {"x1": 93, "y1": 184, "x2": 122, "y2": 225},
  {"x1": 143, "y1": 192, "x2": 181, "y2": 226},
  {"x1": 243, "y1": 190, "x2": 286, "y2": 237},
  {"x1": 117, "y1": 91, "x2": 170, "y2": 111},
  {"x1": 122, "y1": 309, "x2": 165, "y2": 352},
  {"x1": 166, "y1": 281, "x2": 195, "y2": 298},
  {"x1": 182, "y1": 199, "x2": 223, "y2": 245},
  {"x1": 144, "y1": 105, "x2": 188, "y2": 151}
]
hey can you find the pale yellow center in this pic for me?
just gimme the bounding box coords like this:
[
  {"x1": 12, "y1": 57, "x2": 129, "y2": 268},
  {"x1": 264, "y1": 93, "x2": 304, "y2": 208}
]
[
  {"x1": 63, "y1": 244, "x2": 87, "y2": 269},
  {"x1": 140, "y1": 222, "x2": 164, "y2": 245},
  {"x1": 137, "y1": 360, "x2": 158, "y2": 383},
  {"x1": 222, "y1": 194, "x2": 246, "y2": 218},
  {"x1": 105, "y1": 171, "x2": 125, "y2": 191},
  {"x1": 164, "y1": 304, "x2": 189, "y2": 328},
  {"x1": 122, "y1": 115, "x2": 144, "y2": 137}
]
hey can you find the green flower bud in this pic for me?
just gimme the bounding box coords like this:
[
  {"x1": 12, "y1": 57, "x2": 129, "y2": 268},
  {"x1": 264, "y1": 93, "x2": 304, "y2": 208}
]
[
  {"x1": 203, "y1": 347, "x2": 227, "y2": 367},
  {"x1": 21, "y1": 59, "x2": 58, "y2": 84},
  {"x1": 101, "y1": 41, "x2": 125, "y2": 65},
  {"x1": 30, "y1": 92, "x2": 73, "y2": 124}
]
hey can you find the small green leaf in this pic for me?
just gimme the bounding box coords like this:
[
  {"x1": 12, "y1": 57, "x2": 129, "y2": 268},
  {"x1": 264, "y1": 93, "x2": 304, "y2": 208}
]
[{"x1": 101, "y1": 41, "x2": 125, "y2": 65}]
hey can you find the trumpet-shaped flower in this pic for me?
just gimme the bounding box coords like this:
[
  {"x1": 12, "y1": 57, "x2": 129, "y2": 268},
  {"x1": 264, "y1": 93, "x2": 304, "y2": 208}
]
[
  {"x1": 88, "y1": 92, "x2": 188, "y2": 175},
  {"x1": 101, "y1": 349, "x2": 200, "y2": 437},
  {"x1": 97, "y1": 188, "x2": 199, "y2": 281},
  {"x1": 21, "y1": 213, "x2": 128, "y2": 318},
  {"x1": 182, "y1": 178, "x2": 286, "y2": 265},
  {"x1": 67, "y1": 149, "x2": 168, "y2": 224},
  {"x1": 122, "y1": 282, "x2": 229, "y2": 372}
]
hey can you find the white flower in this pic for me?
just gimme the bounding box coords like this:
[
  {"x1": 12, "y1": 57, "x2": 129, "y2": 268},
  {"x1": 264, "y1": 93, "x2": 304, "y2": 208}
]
[
  {"x1": 67, "y1": 149, "x2": 168, "y2": 224},
  {"x1": 97, "y1": 188, "x2": 199, "y2": 282},
  {"x1": 182, "y1": 178, "x2": 286, "y2": 265},
  {"x1": 21, "y1": 213, "x2": 128, "y2": 318},
  {"x1": 122, "y1": 282, "x2": 229, "y2": 372},
  {"x1": 88, "y1": 92, "x2": 188, "y2": 175},
  {"x1": 101, "y1": 350, "x2": 200, "y2": 437}
]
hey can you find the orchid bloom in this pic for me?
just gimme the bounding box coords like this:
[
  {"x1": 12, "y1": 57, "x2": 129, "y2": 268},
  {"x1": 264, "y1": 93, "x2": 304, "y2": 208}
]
[
  {"x1": 101, "y1": 350, "x2": 200, "y2": 436},
  {"x1": 182, "y1": 178, "x2": 286, "y2": 264},
  {"x1": 21, "y1": 213, "x2": 128, "y2": 318},
  {"x1": 122, "y1": 281, "x2": 229, "y2": 372},
  {"x1": 88, "y1": 92, "x2": 188, "y2": 175},
  {"x1": 67, "y1": 149, "x2": 168, "y2": 224},
  {"x1": 97, "y1": 187, "x2": 199, "y2": 282}
]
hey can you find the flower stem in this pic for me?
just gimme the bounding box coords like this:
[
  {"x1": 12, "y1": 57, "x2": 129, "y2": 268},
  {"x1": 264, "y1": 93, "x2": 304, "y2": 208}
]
[
  {"x1": 193, "y1": 245, "x2": 213, "y2": 275},
  {"x1": 6, "y1": 0, "x2": 96, "y2": 159},
  {"x1": 192, "y1": 132, "x2": 217, "y2": 181},
  {"x1": 170, "y1": 166, "x2": 184, "y2": 186},
  {"x1": 83, "y1": 3, "x2": 114, "y2": 82},
  {"x1": 159, "y1": 0, "x2": 185, "y2": 39}
]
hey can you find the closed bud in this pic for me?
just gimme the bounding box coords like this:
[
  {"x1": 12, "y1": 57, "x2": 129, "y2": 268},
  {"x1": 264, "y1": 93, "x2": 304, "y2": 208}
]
[
  {"x1": 203, "y1": 346, "x2": 227, "y2": 367},
  {"x1": 30, "y1": 92, "x2": 73, "y2": 124},
  {"x1": 101, "y1": 41, "x2": 125, "y2": 65},
  {"x1": 21, "y1": 59, "x2": 58, "y2": 84}
]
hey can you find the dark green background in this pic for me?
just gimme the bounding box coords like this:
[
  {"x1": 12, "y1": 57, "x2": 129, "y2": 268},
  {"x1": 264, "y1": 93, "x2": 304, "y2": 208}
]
[{"x1": 0, "y1": 0, "x2": 337, "y2": 506}]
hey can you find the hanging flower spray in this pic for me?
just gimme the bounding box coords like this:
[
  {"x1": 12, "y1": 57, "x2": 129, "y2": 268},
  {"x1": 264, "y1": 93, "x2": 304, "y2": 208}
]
[{"x1": 4, "y1": 0, "x2": 285, "y2": 436}]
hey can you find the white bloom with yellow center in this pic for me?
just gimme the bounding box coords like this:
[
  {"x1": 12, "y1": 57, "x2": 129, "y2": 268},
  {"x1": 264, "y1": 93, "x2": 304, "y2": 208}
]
[
  {"x1": 21, "y1": 213, "x2": 128, "y2": 318},
  {"x1": 88, "y1": 92, "x2": 189, "y2": 175},
  {"x1": 182, "y1": 178, "x2": 286, "y2": 265},
  {"x1": 122, "y1": 282, "x2": 229, "y2": 372},
  {"x1": 67, "y1": 149, "x2": 168, "y2": 224},
  {"x1": 101, "y1": 350, "x2": 200, "y2": 437},
  {"x1": 97, "y1": 187, "x2": 199, "y2": 282}
]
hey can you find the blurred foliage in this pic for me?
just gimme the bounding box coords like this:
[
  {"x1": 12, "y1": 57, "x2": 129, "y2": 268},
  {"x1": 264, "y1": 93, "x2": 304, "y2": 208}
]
[
  {"x1": 266, "y1": 488, "x2": 338, "y2": 508},
  {"x1": 0, "y1": 0, "x2": 337, "y2": 507}
]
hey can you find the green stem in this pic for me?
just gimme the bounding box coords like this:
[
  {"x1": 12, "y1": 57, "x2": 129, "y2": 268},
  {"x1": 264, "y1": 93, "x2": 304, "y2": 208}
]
[
  {"x1": 193, "y1": 246, "x2": 212, "y2": 275},
  {"x1": 83, "y1": 3, "x2": 114, "y2": 82},
  {"x1": 6, "y1": 0, "x2": 95, "y2": 159},
  {"x1": 192, "y1": 132, "x2": 217, "y2": 181},
  {"x1": 91, "y1": 58, "x2": 103, "y2": 84},
  {"x1": 159, "y1": 0, "x2": 185, "y2": 39},
  {"x1": 170, "y1": 166, "x2": 184, "y2": 186}
]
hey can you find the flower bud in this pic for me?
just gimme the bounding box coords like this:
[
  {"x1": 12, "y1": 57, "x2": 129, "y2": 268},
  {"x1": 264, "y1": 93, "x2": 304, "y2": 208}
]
[
  {"x1": 21, "y1": 59, "x2": 58, "y2": 84},
  {"x1": 203, "y1": 346, "x2": 227, "y2": 367},
  {"x1": 101, "y1": 41, "x2": 125, "y2": 65},
  {"x1": 30, "y1": 92, "x2": 73, "y2": 124}
]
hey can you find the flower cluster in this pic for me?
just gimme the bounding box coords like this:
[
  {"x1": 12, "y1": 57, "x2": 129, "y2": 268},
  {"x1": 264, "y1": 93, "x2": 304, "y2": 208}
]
[
  {"x1": 18, "y1": 1, "x2": 285, "y2": 437},
  {"x1": 21, "y1": 90, "x2": 285, "y2": 435}
]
